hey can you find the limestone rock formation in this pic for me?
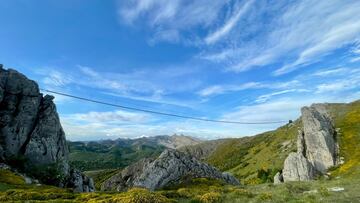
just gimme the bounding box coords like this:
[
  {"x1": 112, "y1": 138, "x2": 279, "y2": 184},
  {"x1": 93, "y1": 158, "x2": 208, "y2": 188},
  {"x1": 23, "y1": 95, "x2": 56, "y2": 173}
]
[
  {"x1": 101, "y1": 158, "x2": 154, "y2": 191},
  {"x1": 275, "y1": 104, "x2": 339, "y2": 183},
  {"x1": 282, "y1": 152, "x2": 315, "y2": 181},
  {"x1": 301, "y1": 105, "x2": 339, "y2": 173},
  {"x1": 102, "y1": 149, "x2": 239, "y2": 191},
  {"x1": 0, "y1": 67, "x2": 94, "y2": 192}
]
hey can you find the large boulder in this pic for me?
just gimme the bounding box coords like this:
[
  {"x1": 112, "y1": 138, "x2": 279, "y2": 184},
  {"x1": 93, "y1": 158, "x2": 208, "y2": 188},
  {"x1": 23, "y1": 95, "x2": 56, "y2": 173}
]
[
  {"x1": 0, "y1": 67, "x2": 93, "y2": 192},
  {"x1": 102, "y1": 149, "x2": 240, "y2": 191},
  {"x1": 282, "y1": 152, "x2": 315, "y2": 182}
]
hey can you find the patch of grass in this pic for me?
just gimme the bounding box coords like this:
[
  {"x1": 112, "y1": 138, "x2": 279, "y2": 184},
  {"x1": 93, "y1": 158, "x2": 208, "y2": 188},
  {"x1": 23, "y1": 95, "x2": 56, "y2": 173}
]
[
  {"x1": 0, "y1": 169, "x2": 25, "y2": 185},
  {"x1": 84, "y1": 169, "x2": 120, "y2": 190}
]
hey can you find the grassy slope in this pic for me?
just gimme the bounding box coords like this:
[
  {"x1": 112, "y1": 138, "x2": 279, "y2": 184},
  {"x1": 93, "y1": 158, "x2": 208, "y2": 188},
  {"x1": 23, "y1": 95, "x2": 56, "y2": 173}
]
[
  {"x1": 328, "y1": 100, "x2": 360, "y2": 177},
  {"x1": 84, "y1": 169, "x2": 120, "y2": 190},
  {"x1": 2, "y1": 173, "x2": 359, "y2": 203},
  {"x1": 206, "y1": 120, "x2": 300, "y2": 183}
]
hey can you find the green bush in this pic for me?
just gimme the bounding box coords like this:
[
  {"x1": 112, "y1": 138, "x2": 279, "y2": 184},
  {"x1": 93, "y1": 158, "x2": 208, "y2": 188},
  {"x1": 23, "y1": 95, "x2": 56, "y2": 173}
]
[
  {"x1": 26, "y1": 162, "x2": 67, "y2": 186},
  {"x1": 109, "y1": 188, "x2": 172, "y2": 203}
]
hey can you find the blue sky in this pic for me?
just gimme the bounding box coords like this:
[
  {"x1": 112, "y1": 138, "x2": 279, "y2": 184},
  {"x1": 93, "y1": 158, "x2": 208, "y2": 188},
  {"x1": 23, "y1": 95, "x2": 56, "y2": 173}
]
[{"x1": 1, "y1": 0, "x2": 360, "y2": 141}]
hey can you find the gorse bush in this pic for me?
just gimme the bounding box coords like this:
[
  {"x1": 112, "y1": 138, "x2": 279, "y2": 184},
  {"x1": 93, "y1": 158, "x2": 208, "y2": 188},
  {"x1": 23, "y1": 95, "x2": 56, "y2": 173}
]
[
  {"x1": 0, "y1": 188, "x2": 76, "y2": 202},
  {"x1": 258, "y1": 192, "x2": 272, "y2": 201},
  {"x1": 198, "y1": 192, "x2": 222, "y2": 203},
  {"x1": 103, "y1": 188, "x2": 172, "y2": 203}
]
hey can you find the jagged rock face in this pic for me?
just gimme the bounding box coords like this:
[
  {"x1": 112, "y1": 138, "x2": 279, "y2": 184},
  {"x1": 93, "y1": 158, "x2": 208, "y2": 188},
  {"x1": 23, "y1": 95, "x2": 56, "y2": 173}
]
[
  {"x1": 301, "y1": 105, "x2": 338, "y2": 173},
  {"x1": 0, "y1": 67, "x2": 93, "y2": 192},
  {"x1": 0, "y1": 68, "x2": 43, "y2": 159},
  {"x1": 102, "y1": 149, "x2": 240, "y2": 191},
  {"x1": 101, "y1": 158, "x2": 154, "y2": 191},
  {"x1": 24, "y1": 95, "x2": 69, "y2": 173},
  {"x1": 282, "y1": 152, "x2": 315, "y2": 182},
  {"x1": 276, "y1": 104, "x2": 339, "y2": 183}
]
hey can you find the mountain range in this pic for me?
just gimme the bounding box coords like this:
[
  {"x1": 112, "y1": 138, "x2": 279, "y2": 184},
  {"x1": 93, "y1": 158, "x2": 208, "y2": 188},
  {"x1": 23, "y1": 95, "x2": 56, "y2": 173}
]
[{"x1": 69, "y1": 134, "x2": 201, "y2": 171}]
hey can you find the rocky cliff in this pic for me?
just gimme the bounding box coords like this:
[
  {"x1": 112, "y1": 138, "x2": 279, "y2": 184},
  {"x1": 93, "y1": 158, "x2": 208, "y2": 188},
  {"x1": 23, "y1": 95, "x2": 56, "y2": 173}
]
[
  {"x1": 0, "y1": 66, "x2": 94, "y2": 192},
  {"x1": 101, "y1": 149, "x2": 240, "y2": 191},
  {"x1": 275, "y1": 104, "x2": 339, "y2": 183}
]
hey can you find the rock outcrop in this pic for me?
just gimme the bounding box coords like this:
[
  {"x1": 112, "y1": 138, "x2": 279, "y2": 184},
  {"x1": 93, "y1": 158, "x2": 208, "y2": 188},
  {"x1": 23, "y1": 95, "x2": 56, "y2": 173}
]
[
  {"x1": 0, "y1": 66, "x2": 94, "y2": 192},
  {"x1": 102, "y1": 149, "x2": 240, "y2": 191},
  {"x1": 66, "y1": 169, "x2": 95, "y2": 193},
  {"x1": 301, "y1": 105, "x2": 339, "y2": 173},
  {"x1": 275, "y1": 104, "x2": 339, "y2": 183}
]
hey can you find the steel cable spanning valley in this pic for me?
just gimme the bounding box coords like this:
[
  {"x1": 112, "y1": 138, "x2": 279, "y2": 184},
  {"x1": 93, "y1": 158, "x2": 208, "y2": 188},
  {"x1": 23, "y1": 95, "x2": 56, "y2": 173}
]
[{"x1": 40, "y1": 89, "x2": 288, "y2": 125}]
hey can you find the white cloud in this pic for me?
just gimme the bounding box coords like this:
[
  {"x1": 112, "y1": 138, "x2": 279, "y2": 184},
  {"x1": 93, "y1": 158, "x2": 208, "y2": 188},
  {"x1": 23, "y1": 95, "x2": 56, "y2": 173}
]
[
  {"x1": 119, "y1": 1, "x2": 360, "y2": 75},
  {"x1": 197, "y1": 80, "x2": 302, "y2": 98},
  {"x1": 350, "y1": 41, "x2": 360, "y2": 62},
  {"x1": 312, "y1": 67, "x2": 348, "y2": 77},
  {"x1": 255, "y1": 89, "x2": 309, "y2": 103},
  {"x1": 63, "y1": 110, "x2": 149, "y2": 124},
  {"x1": 315, "y1": 68, "x2": 360, "y2": 93},
  {"x1": 198, "y1": 82, "x2": 262, "y2": 97},
  {"x1": 118, "y1": 0, "x2": 228, "y2": 44},
  {"x1": 351, "y1": 57, "x2": 360, "y2": 63},
  {"x1": 200, "y1": 1, "x2": 360, "y2": 74},
  {"x1": 274, "y1": 9, "x2": 360, "y2": 75},
  {"x1": 205, "y1": 0, "x2": 254, "y2": 44},
  {"x1": 42, "y1": 69, "x2": 73, "y2": 87},
  {"x1": 35, "y1": 65, "x2": 202, "y2": 108}
]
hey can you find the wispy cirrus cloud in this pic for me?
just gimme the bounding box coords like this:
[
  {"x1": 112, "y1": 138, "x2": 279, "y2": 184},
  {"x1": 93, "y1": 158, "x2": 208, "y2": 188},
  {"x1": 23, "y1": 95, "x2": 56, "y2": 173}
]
[
  {"x1": 119, "y1": 0, "x2": 360, "y2": 76},
  {"x1": 35, "y1": 65, "x2": 202, "y2": 108},
  {"x1": 198, "y1": 82, "x2": 262, "y2": 97},
  {"x1": 63, "y1": 110, "x2": 150, "y2": 124},
  {"x1": 255, "y1": 89, "x2": 309, "y2": 103},
  {"x1": 312, "y1": 67, "x2": 348, "y2": 77},
  {"x1": 205, "y1": 0, "x2": 254, "y2": 45},
  {"x1": 197, "y1": 79, "x2": 301, "y2": 98},
  {"x1": 118, "y1": 0, "x2": 229, "y2": 44}
]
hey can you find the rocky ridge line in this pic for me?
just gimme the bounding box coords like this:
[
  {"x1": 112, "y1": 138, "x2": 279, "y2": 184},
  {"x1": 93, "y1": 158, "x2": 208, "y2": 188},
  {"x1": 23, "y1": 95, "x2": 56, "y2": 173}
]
[{"x1": 102, "y1": 149, "x2": 240, "y2": 191}]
